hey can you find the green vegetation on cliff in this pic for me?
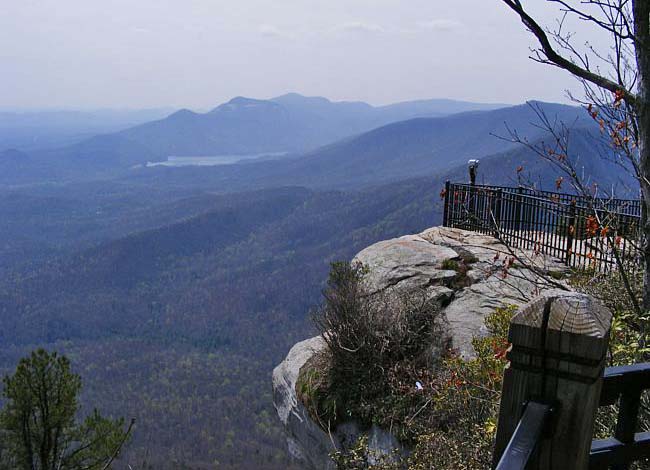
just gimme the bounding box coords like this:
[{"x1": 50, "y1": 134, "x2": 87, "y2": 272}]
[
  {"x1": 299, "y1": 262, "x2": 447, "y2": 436},
  {"x1": 298, "y1": 261, "x2": 515, "y2": 468},
  {"x1": 301, "y1": 262, "x2": 650, "y2": 469}
]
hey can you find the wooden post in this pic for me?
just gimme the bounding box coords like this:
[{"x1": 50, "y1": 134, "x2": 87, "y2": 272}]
[{"x1": 493, "y1": 290, "x2": 612, "y2": 470}]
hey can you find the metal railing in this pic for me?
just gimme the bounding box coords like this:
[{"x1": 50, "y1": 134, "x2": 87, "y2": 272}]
[
  {"x1": 495, "y1": 401, "x2": 554, "y2": 470},
  {"x1": 495, "y1": 363, "x2": 650, "y2": 470},
  {"x1": 591, "y1": 363, "x2": 650, "y2": 469},
  {"x1": 442, "y1": 182, "x2": 641, "y2": 272}
]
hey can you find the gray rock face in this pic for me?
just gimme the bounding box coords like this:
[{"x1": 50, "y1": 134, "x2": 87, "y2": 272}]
[
  {"x1": 354, "y1": 234, "x2": 459, "y2": 294},
  {"x1": 272, "y1": 338, "x2": 406, "y2": 469},
  {"x1": 366, "y1": 425, "x2": 408, "y2": 465},
  {"x1": 272, "y1": 336, "x2": 335, "y2": 470},
  {"x1": 273, "y1": 226, "x2": 569, "y2": 469},
  {"x1": 356, "y1": 226, "x2": 567, "y2": 357}
]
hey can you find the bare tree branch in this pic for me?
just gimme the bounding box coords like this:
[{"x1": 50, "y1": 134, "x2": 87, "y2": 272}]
[{"x1": 501, "y1": 0, "x2": 638, "y2": 105}]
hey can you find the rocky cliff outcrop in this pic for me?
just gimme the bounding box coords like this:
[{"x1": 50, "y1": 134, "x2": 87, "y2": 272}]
[
  {"x1": 272, "y1": 226, "x2": 568, "y2": 468},
  {"x1": 273, "y1": 336, "x2": 334, "y2": 469}
]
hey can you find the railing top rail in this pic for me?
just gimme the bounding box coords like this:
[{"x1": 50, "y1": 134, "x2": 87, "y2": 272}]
[
  {"x1": 448, "y1": 182, "x2": 641, "y2": 207},
  {"x1": 447, "y1": 182, "x2": 641, "y2": 219},
  {"x1": 495, "y1": 401, "x2": 553, "y2": 470},
  {"x1": 600, "y1": 363, "x2": 650, "y2": 406},
  {"x1": 503, "y1": 193, "x2": 641, "y2": 220}
]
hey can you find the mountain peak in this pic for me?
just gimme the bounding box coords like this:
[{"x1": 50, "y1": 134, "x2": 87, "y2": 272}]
[
  {"x1": 168, "y1": 108, "x2": 198, "y2": 119},
  {"x1": 273, "y1": 92, "x2": 307, "y2": 100},
  {"x1": 210, "y1": 96, "x2": 281, "y2": 113},
  {"x1": 272, "y1": 93, "x2": 331, "y2": 105},
  {"x1": 229, "y1": 96, "x2": 276, "y2": 106}
]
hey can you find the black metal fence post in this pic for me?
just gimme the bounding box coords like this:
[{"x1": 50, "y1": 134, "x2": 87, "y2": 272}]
[
  {"x1": 514, "y1": 187, "x2": 523, "y2": 233},
  {"x1": 442, "y1": 180, "x2": 451, "y2": 227},
  {"x1": 611, "y1": 387, "x2": 643, "y2": 470},
  {"x1": 493, "y1": 188, "x2": 503, "y2": 238},
  {"x1": 566, "y1": 200, "x2": 577, "y2": 266}
]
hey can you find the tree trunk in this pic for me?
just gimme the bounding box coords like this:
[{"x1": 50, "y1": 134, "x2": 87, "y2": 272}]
[
  {"x1": 635, "y1": 0, "x2": 650, "y2": 310},
  {"x1": 639, "y1": 86, "x2": 649, "y2": 311}
]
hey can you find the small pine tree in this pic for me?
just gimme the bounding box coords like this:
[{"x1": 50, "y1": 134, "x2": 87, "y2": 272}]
[{"x1": 0, "y1": 349, "x2": 132, "y2": 470}]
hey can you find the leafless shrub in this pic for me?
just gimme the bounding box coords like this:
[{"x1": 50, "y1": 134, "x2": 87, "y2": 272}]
[{"x1": 306, "y1": 261, "x2": 447, "y2": 429}]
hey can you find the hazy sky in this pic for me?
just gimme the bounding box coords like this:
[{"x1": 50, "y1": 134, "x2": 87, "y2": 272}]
[{"x1": 1, "y1": 0, "x2": 612, "y2": 110}]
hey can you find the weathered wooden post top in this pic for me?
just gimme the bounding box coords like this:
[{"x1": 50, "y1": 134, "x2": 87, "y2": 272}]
[{"x1": 493, "y1": 290, "x2": 612, "y2": 470}]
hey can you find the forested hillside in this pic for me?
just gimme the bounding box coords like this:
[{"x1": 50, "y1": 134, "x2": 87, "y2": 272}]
[{"x1": 0, "y1": 179, "x2": 442, "y2": 468}]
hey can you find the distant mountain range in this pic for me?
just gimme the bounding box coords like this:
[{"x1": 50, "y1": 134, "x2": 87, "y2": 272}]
[
  {"x1": 126, "y1": 101, "x2": 598, "y2": 192},
  {"x1": 258, "y1": 101, "x2": 594, "y2": 188},
  {"x1": 0, "y1": 108, "x2": 173, "y2": 151},
  {"x1": 0, "y1": 97, "x2": 627, "y2": 202},
  {"x1": 117, "y1": 93, "x2": 509, "y2": 158},
  {"x1": 0, "y1": 94, "x2": 510, "y2": 184}
]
